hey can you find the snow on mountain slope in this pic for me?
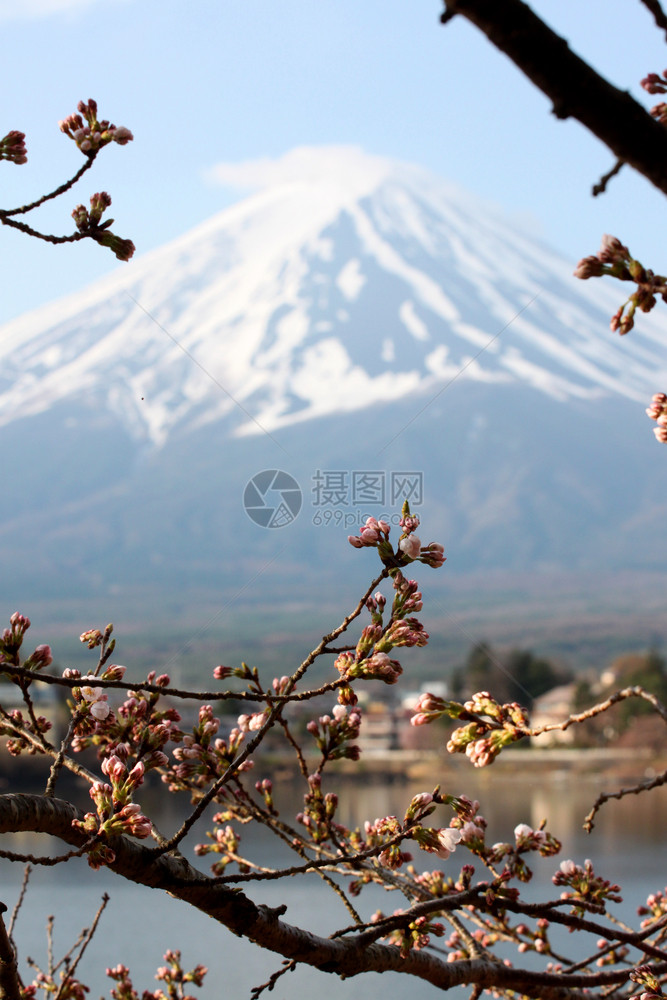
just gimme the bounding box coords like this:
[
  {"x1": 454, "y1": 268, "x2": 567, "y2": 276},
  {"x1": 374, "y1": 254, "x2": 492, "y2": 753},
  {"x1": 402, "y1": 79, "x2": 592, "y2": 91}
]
[{"x1": 1, "y1": 145, "x2": 666, "y2": 448}]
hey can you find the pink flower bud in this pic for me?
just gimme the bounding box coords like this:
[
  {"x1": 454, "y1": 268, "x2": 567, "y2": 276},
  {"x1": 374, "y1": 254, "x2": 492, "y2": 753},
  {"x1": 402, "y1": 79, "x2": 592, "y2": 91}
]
[
  {"x1": 435, "y1": 827, "x2": 462, "y2": 859},
  {"x1": 598, "y1": 234, "x2": 629, "y2": 262},
  {"x1": 399, "y1": 535, "x2": 421, "y2": 560},
  {"x1": 410, "y1": 792, "x2": 433, "y2": 809},
  {"x1": 26, "y1": 644, "x2": 52, "y2": 669},
  {"x1": 90, "y1": 700, "x2": 110, "y2": 721},
  {"x1": 128, "y1": 761, "x2": 145, "y2": 785},
  {"x1": 80, "y1": 629, "x2": 102, "y2": 648},
  {"x1": 112, "y1": 126, "x2": 133, "y2": 144},
  {"x1": 103, "y1": 664, "x2": 126, "y2": 681},
  {"x1": 102, "y1": 755, "x2": 125, "y2": 780}
]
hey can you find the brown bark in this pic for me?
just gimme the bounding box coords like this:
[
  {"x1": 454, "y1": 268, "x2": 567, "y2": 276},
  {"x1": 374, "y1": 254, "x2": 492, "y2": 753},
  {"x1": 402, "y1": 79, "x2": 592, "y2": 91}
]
[
  {"x1": 0, "y1": 793, "x2": 638, "y2": 998},
  {"x1": 441, "y1": 0, "x2": 667, "y2": 197},
  {"x1": 0, "y1": 904, "x2": 21, "y2": 1000}
]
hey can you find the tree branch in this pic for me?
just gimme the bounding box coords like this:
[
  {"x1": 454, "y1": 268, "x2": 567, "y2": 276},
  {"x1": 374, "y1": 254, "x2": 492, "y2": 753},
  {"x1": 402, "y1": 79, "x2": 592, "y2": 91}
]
[
  {"x1": 0, "y1": 904, "x2": 21, "y2": 1000},
  {"x1": 0, "y1": 793, "x2": 644, "y2": 998},
  {"x1": 639, "y1": 0, "x2": 667, "y2": 40},
  {"x1": 0, "y1": 154, "x2": 97, "y2": 218},
  {"x1": 0, "y1": 215, "x2": 88, "y2": 246},
  {"x1": 440, "y1": 0, "x2": 667, "y2": 197}
]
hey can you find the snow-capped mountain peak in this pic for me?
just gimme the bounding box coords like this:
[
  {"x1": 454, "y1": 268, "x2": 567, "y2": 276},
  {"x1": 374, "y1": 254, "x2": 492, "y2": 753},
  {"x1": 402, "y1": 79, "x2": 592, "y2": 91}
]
[{"x1": 1, "y1": 145, "x2": 665, "y2": 447}]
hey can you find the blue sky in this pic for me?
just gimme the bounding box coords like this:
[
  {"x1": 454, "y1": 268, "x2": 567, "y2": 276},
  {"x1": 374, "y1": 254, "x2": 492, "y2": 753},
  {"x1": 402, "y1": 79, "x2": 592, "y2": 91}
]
[{"x1": 2, "y1": 0, "x2": 667, "y2": 324}]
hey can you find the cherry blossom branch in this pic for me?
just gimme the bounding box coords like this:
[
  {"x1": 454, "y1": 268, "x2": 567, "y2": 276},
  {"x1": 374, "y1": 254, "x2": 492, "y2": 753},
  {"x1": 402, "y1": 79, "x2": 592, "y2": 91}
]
[
  {"x1": 3, "y1": 510, "x2": 665, "y2": 998},
  {"x1": 207, "y1": 826, "x2": 422, "y2": 884},
  {"x1": 0, "y1": 100, "x2": 134, "y2": 260},
  {"x1": 147, "y1": 569, "x2": 388, "y2": 858},
  {"x1": 220, "y1": 791, "x2": 365, "y2": 923},
  {"x1": 530, "y1": 685, "x2": 667, "y2": 735},
  {"x1": 0, "y1": 154, "x2": 97, "y2": 217},
  {"x1": 0, "y1": 793, "x2": 637, "y2": 1000},
  {"x1": 413, "y1": 684, "x2": 667, "y2": 769},
  {"x1": 0, "y1": 705, "x2": 100, "y2": 787},
  {"x1": 354, "y1": 885, "x2": 667, "y2": 965},
  {"x1": 0, "y1": 663, "x2": 345, "y2": 705},
  {"x1": 501, "y1": 899, "x2": 667, "y2": 962}
]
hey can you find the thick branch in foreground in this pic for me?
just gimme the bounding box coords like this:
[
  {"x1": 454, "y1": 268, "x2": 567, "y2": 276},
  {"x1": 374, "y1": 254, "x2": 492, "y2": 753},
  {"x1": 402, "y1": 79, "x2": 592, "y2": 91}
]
[
  {"x1": 441, "y1": 0, "x2": 667, "y2": 197},
  {"x1": 0, "y1": 794, "x2": 633, "y2": 998},
  {"x1": 0, "y1": 903, "x2": 20, "y2": 1000}
]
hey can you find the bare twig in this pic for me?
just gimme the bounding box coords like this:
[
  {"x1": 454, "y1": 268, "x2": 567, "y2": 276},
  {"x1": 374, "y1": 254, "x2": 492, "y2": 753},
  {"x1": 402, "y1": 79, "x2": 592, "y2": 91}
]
[
  {"x1": 0, "y1": 216, "x2": 89, "y2": 245},
  {"x1": 639, "y1": 0, "x2": 667, "y2": 39},
  {"x1": 530, "y1": 686, "x2": 667, "y2": 736},
  {"x1": 46, "y1": 915, "x2": 54, "y2": 976},
  {"x1": 54, "y1": 894, "x2": 109, "y2": 1000},
  {"x1": 584, "y1": 767, "x2": 667, "y2": 832},
  {"x1": 276, "y1": 717, "x2": 310, "y2": 778},
  {"x1": 0, "y1": 836, "x2": 98, "y2": 867},
  {"x1": 7, "y1": 866, "x2": 30, "y2": 949},
  {"x1": 0, "y1": 155, "x2": 97, "y2": 218},
  {"x1": 593, "y1": 158, "x2": 625, "y2": 197},
  {"x1": 250, "y1": 959, "x2": 296, "y2": 999},
  {"x1": 45, "y1": 710, "x2": 83, "y2": 798},
  {"x1": 18, "y1": 682, "x2": 52, "y2": 754},
  {"x1": 207, "y1": 828, "x2": 413, "y2": 884}
]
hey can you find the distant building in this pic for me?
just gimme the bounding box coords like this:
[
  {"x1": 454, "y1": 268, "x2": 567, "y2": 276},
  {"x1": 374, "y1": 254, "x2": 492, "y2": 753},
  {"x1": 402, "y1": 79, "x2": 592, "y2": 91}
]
[
  {"x1": 355, "y1": 701, "x2": 401, "y2": 754},
  {"x1": 530, "y1": 682, "x2": 578, "y2": 747}
]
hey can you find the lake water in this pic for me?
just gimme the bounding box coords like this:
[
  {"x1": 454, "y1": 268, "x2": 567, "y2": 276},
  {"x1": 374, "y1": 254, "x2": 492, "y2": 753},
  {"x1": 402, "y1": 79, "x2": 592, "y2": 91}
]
[{"x1": 2, "y1": 760, "x2": 666, "y2": 1000}]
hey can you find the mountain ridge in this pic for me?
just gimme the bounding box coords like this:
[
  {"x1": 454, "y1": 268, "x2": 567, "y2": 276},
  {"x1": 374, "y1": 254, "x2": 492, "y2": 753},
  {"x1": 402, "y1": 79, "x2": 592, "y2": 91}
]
[
  {"x1": 3, "y1": 145, "x2": 667, "y2": 633},
  {"x1": 2, "y1": 146, "x2": 666, "y2": 450}
]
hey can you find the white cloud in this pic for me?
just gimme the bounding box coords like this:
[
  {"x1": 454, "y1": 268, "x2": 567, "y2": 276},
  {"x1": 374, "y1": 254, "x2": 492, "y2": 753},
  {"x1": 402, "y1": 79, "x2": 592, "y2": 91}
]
[
  {"x1": 205, "y1": 145, "x2": 393, "y2": 194},
  {"x1": 0, "y1": 0, "x2": 127, "y2": 21}
]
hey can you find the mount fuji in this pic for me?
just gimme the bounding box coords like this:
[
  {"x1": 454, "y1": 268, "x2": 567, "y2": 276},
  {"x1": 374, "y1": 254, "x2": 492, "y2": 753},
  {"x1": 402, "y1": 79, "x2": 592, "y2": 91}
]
[{"x1": 3, "y1": 146, "x2": 667, "y2": 627}]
